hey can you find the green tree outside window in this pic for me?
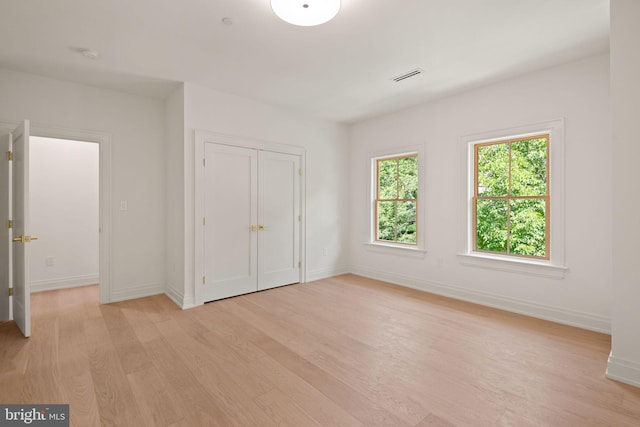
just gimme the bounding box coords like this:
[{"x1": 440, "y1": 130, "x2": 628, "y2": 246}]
[
  {"x1": 376, "y1": 155, "x2": 418, "y2": 244},
  {"x1": 474, "y1": 135, "x2": 549, "y2": 258}
]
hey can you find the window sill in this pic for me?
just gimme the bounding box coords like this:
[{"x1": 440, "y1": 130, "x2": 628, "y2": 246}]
[
  {"x1": 456, "y1": 252, "x2": 567, "y2": 279},
  {"x1": 365, "y1": 242, "x2": 426, "y2": 258}
]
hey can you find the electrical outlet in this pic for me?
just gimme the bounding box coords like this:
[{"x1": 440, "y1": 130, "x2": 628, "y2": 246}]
[
  {"x1": 46, "y1": 256, "x2": 54, "y2": 266},
  {"x1": 120, "y1": 201, "x2": 128, "y2": 211},
  {"x1": 322, "y1": 248, "x2": 328, "y2": 256}
]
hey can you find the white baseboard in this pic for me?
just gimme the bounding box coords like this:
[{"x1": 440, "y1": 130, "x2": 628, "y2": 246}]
[
  {"x1": 30, "y1": 275, "x2": 99, "y2": 293},
  {"x1": 164, "y1": 285, "x2": 183, "y2": 307},
  {"x1": 350, "y1": 265, "x2": 611, "y2": 334},
  {"x1": 164, "y1": 284, "x2": 196, "y2": 309},
  {"x1": 164, "y1": 265, "x2": 349, "y2": 308},
  {"x1": 607, "y1": 353, "x2": 640, "y2": 388},
  {"x1": 182, "y1": 294, "x2": 196, "y2": 309},
  {"x1": 164, "y1": 265, "x2": 349, "y2": 309},
  {"x1": 109, "y1": 282, "x2": 165, "y2": 303},
  {"x1": 306, "y1": 264, "x2": 350, "y2": 283}
]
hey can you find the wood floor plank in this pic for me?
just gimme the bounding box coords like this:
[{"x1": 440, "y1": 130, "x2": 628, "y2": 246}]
[
  {"x1": 141, "y1": 336, "x2": 236, "y2": 426},
  {"x1": 156, "y1": 316, "x2": 274, "y2": 400},
  {"x1": 249, "y1": 287, "x2": 506, "y2": 424},
  {"x1": 286, "y1": 277, "x2": 631, "y2": 424},
  {"x1": 187, "y1": 307, "x2": 363, "y2": 427},
  {"x1": 0, "y1": 320, "x2": 30, "y2": 405},
  {"x1": 254, "y1": 388, "x2": 321, "y2": 427},
  {"x1": 100, "y1": 304, "x2": 153, "y2": 374},
  {"x1": 58, "y1": 304, "x2": 101, "y2": 427},
  {"x1": 248, "y1": 325, "x2": 412, "y2": 426},
  {"x1": 415, "y1": 413, "x2": 458, "y2": 427},
  {"x1": 20, "y1": 314, "x2": 65, "y2": 405},
  {"x1": 0, "y1": 321, "x2": 30, "y2": 377},
  {"x1": 184, "y1": 316, "x2": 275, "y2": 397},
  {"x1": 83, "y1": 316, "x2": 146, "y2": 426},
  {"x1": 118, "y1": 298, "x2": 164, "y2": 344},
  {"x1": 305, "y1": 349, "x2": 428, "y2": 425},
  {"x1": 190, "y1": 360, "x2": 279, "y2": 427},
  {"x1": 1, "y1": 278, "x2": 639, "y2": 427},
  {"x1": 126, "y1": 366, "x2": 183, "y2": 426},
  {"x1": 226, "y1": 297, "x2": 323, "y2": 355}
]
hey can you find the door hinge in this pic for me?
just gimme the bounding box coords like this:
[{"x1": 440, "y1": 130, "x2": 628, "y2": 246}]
[
  {"x1": 7, "y1": 220, "x2": 12, "y2": 229},
  {"x1": 298, "y1": 261, "x2": 301, "y2": 268},
  {"x1": 298, "y1": 215, "x2": 301, "y2": 222},
  {"x1": 6, "y1": 151, "x2": 12, "y2": 161},
  {"x1": 202, "y1": 276, "x2": 206, "y2": 284},
  {"x1": 8, "y1": 288, "x2": 13, "y2": 297},
  {"x1": 203, "y1": 217, "x2": 206, "y2": 226},
  {"x1": 298, "y1": 168, "x2": 302, "y2": 176},
  {"x1": 203, "y1": 158, "x2": 206, "y2": 167}
]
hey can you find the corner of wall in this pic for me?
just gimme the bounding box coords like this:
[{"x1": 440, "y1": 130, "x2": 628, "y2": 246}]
[
  {"x1": 164, "y1": 282, "x2": 196, "y2": 309},
  {"x1": 164, "y1": 82, "x2": 187, "y2": 307},
  {"x1": 607, "y1": 352, "x2": 640, "y2": 388},
  {"x1": 110, "y1": 282, "x2": 166, "y2": 303}
]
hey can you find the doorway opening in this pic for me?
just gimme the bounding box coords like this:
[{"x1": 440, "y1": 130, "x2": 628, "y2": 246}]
[
  {"x1": 29, "y1": 137, "x2": 99, "y2": 298},
  {"x1": 1, "y1": 121, "x2": 111, "y2": 337}
]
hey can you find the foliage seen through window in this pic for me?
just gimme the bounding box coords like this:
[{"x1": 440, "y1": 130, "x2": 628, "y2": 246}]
[
  {"x1": 474, "y1": 135, "x2": 549, "y2": 258},
  {"x1": 376, "y1": 155, "x2": 418, "y2": 245}
]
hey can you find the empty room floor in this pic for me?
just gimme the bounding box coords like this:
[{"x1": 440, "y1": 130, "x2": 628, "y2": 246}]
[{"x1": 0, "y1": 275, "x2": 639, "y2": 426}]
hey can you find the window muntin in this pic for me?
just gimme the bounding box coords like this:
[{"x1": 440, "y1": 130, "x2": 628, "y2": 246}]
[
  {"x1": 375, "y1": 154, "x2": 418, "y2": 245},
  {"x1": 474, "y1": 134, "x2": 549, "y2": 259}
]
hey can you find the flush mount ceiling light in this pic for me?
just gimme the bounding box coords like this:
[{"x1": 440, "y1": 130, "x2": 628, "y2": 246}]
[{"x1": 271, "y1": 0, "x2": 340, "y2": 26}]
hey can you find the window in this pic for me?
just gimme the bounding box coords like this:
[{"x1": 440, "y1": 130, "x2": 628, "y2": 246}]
[
  {"x1": 474, "y1": 134, "x2": 549, "y2": 259},
  {"x1": 458, "y1": 119, "x2": 566, "y2": 278},
  {"x1": 375, "y1": 154, "x2": 418, "y2": 245}
]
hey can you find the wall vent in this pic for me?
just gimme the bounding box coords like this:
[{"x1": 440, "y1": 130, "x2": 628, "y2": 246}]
[{"x1": 391, "y1": 68, "x2": 424, "y2": 82}]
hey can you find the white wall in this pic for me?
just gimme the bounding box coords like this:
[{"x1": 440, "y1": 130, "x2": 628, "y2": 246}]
[
  {"x1": 29, "y1": 137, "x2": 99, "y2": 291},
  {"x1": 0, "y1": 68, "x2": 166, "y2": 301},
  {"x1": 349, "y1": 53, "x2": 612, "y2": 332},
  {"x1": 608, "y1": 0, "x2": 640, "y2": 387},
  {"x1": 168, "y1": 83, "x2": 350, "y2": 307},
  {"x1": 164, "y1": 84, "x2": 185, "y2": 302}
]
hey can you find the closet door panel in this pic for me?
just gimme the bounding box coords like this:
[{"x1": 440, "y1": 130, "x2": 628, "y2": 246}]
[
  {"x1": 258, "y1": 151, "x2": 300, "y2": 290},
  {"x1": 203, "y1": 143, "x2": 258, "y2": 301}
]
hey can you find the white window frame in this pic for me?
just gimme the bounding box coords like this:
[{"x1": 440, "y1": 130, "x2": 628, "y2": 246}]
[
  {"x1": 366, "y1": 145, "x2": 426, "y2": 257},
  {"x1": 457, "y1": 119, "x2": 567, "y2": 278}
]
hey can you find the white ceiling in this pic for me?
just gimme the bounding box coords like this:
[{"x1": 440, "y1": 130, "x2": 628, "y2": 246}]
[{"x1": 0, "y1": 0, "x2": 609, "y2": 123}]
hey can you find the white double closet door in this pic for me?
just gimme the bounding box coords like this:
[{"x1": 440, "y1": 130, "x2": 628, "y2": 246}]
[{"x1": 203, "y1": 143, "x2": 301, "y2": 302}]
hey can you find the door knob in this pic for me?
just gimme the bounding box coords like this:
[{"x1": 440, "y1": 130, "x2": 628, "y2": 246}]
[
  {"x1": 12, "y1": 235, "x2": 38, "y2": 243},
  {"x1": 250, "y1": 225, "x2": 258, "y2": 231},
  {"x1": 259, "y1": 225, "x2": 265, "y2": 230}
]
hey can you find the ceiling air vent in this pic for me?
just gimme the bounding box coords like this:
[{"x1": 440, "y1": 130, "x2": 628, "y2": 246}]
[{"x1": 391, "y1": 68, "x2": 424, "y2": 82}]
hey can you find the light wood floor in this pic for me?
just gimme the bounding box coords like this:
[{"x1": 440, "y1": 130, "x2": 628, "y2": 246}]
[{"x1": 1, "y1": 274, "x2": 639, "y2": 426}]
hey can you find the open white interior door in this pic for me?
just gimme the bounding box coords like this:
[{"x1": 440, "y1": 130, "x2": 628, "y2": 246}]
[
  {"x1": 0, "y1": 132, "x2": 10, "y2": 322},
  {"x1": 11, "y1": 120, "x2": 32, "y2": 337}
]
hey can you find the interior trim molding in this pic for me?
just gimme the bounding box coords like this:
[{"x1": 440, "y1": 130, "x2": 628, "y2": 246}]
[
  {"x1": 28, "y1": 123, "x2": 113, "y2": 305},
  {"x1": 457, "y1": 253, "x2": 567, "y2": 279},
  {"x1": 164, "y1": 284, "x2": 196, "y2": 309},
  {"x1": 30, "y1": 275, "x2": 99, "y2": 293},
  {"x1": 607, "y1": 353, "x2": 640, "y2": 388},
  {"x1": 349, "y1": 266, "x2": 611, "y2": 334},
  {"x1": 109, "y1": 282, "x2": 165, "y2": 303},
  {"x1": 306, "y1": 265, "x2": 350, "y2": 283}
]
